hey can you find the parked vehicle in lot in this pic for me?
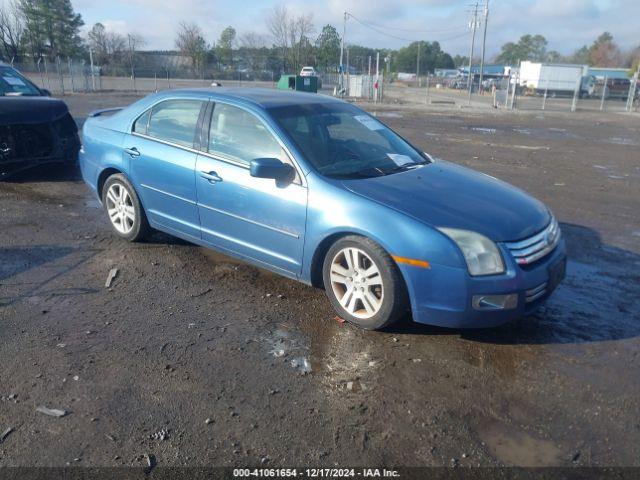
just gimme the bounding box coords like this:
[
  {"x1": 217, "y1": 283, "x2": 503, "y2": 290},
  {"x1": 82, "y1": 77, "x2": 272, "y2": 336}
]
[
  {"x1": 591, "y1": 77, "x2": 632, "y2": 100},
  {"x1": 0, "y1": 63, "x2": 80, "y2": 176},
  {"x1": 518, "y1": 61, "x2": 594, "y2": 97},
  {"x1": 80, "y1": 88, "x2": 566, "y2": 330},
  {"x1": 299, "y1": 66, "x2": 318, "y2": 77}
]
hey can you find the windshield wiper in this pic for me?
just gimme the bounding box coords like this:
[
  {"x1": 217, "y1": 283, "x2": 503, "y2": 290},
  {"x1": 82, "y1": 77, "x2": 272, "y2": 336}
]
[
  {"x1": 331, "y1": 167, "x2": 388, "y2": 179},
  {"x1": 380, "y1": 161, "x2": 427, "y2": 174}
]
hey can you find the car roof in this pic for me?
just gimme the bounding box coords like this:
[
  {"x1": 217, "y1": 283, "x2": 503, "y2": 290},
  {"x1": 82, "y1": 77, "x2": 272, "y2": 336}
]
[{"x1": 157, "y1": 87, "x2": 340, "y2": 109}]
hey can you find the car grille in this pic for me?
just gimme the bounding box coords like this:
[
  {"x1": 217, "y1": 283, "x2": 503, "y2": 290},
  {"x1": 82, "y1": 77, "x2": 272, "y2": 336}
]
[
  {"x1": 525, "y1": 282, "x2": 547, "y2": 303},
  {"x1": 504, "y1": 217, "x2": 561, "y2": 266}
]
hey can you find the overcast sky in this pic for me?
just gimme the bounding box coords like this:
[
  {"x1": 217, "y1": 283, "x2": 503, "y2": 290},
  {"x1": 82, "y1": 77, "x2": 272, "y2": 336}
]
[{"x1": 67, "y1": 0, "x2": 638, "y2": 57}]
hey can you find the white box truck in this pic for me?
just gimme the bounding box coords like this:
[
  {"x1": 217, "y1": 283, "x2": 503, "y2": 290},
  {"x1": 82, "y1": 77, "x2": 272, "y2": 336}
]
[{"x1": 518, "y1": 61, "x2": 594, "y2": 97}]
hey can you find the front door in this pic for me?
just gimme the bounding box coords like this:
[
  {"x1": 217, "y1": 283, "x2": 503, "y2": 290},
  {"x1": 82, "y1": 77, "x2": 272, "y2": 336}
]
[
  {"x1": 195, "y1": 102, "x2": 307, "y2": 275},
  {"x1": 127, "y1": 99, "x2": 205, "y2": 240}
]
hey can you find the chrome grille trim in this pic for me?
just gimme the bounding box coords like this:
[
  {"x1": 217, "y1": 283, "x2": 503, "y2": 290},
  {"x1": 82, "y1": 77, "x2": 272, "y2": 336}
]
[
  {"x1": 525, "y1": 282, "x2": 547, "y2": 303},
  {"x1": 504, "y1": 217, "x2": 561, "y2": 266}
]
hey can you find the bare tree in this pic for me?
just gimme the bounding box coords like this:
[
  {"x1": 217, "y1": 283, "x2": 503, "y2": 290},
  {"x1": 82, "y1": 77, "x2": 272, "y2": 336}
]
[
  {"x1": 175, "y1": 21, "x2": 207, "y2": 72},
  {"x1": 106, "y1": 31, "x2": 126, "y2": 56},
  {"x1": 0, "y1": 0, "x2": 24, "y2": 61},
  {"x1": 289, "y1": 13, "x2": 314, "y2": 72},
  {"x1": 239, "y1": 31, "x2": 265, "y2": 50},
  {"x1": 127, "y1": 33, "x2": 146, "y2": 52},
  {"x1": 267, "y1": 6, "x2": 315, "y2": 73},
  {"x1": 87, "y1": 22, "x2": 126, "y2": 65},
  {"x1": 266, "y1": 5, "x2": 289, "y2": 72},
  {"x1": 239, "y1": 31, "x2": 266, "y2": 72}
]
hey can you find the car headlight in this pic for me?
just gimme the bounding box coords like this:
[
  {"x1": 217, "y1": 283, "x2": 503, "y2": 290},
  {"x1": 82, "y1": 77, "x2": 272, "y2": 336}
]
[{"x1": 437, "y1": 228, "x2": 505, "y2": 276}]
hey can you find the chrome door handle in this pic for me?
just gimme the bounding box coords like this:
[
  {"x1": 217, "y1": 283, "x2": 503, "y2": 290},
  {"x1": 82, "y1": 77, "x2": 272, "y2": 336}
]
[
  {"x1": 200, "y1": 171, "x2": 223, "y2": 183},
  {"x1": 124, "y1": 147, "x2": 140, "y2": 157}
]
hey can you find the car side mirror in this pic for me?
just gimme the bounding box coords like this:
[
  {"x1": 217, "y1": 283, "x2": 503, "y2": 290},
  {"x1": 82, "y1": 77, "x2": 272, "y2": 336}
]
[
  {"x1": 41, "y1": 89, "x2": 52, "y2": 97},
  {"x1": 250, "y1": 158, "x2": 293, "y2": 180}
]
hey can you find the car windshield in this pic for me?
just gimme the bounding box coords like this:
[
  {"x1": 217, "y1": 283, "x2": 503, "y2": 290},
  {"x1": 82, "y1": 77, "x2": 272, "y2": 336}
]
[
  {"x1": 270, "y1": 102, "x2": 429, "y2": 179},
  {"x1": 0, "y1": 67, "x2": 42, "y2": 96}
]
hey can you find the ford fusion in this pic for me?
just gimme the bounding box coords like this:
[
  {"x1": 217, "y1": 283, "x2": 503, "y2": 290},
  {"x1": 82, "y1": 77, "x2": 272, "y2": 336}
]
[{"x1": 80, "y1": 88, "x2": 566, "y2": 330}]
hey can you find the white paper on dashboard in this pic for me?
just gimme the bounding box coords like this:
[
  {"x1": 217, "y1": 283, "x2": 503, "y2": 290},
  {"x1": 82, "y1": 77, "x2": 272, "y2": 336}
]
[
  {"x1": 387, "y1": 154, "x2": 414, "y2": 166},
  {"x1": 353, "y1": 115, "x2": 384, "y2": 131},
  {"x1": 3, "y1": 75, "x2": 26, "y2": 86}
]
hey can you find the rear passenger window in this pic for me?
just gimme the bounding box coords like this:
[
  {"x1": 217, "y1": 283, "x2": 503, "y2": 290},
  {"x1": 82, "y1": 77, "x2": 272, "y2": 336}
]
[
  {"x1": 146, "y1": 100, "x2": 204, "y2": 147},
  {"x1": 209, "y1": 103, "x2": 282, "y2": 165}
]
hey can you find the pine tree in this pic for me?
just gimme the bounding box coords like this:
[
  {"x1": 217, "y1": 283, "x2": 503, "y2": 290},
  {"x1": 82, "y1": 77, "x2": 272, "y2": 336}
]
[{"x1": 20, "y1": 0, "x2": 84, "y2": 59}]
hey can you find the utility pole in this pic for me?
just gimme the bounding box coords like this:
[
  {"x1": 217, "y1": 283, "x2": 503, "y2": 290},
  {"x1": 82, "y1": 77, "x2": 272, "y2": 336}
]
[
  {"x1": 89, "y1": 47, "x2": 95, "y2": 91},
  {"x1": 478, "y1": 0, "x2": 489, "y2": 91},
  {"x1": 339, "y1": 11, "x2": 347, "y2": 96},
  {"x1": 416, "y1": 42, "x2": 421, "y2": 87},
  {"x1": 375, "y1": 51, "x2": 380, "y2": 103},
  {"x1": 467, "y1": 1, "x2": 479, "y2": 104},
  {"x1": 128, "y1": 34, "x2": 136, "y2": 92}
]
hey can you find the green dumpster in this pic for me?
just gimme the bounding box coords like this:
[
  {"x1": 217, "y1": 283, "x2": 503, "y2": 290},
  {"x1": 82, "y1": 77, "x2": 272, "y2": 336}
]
[{"x1": 276, "y1": 74, "x2": 318, "y2": 93}]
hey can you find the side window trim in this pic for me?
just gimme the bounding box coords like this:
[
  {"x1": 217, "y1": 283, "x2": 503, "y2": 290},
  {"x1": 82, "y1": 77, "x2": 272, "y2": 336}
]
[
  {"x1": 203, "y1": 100, "x2": 305, "y2": 186},
  {"x1": 132, "y1": 108, "x2": 151, "y2": 135},
  {"x1": 194, "y1": 100, "x2": 212, "y2": 151}
]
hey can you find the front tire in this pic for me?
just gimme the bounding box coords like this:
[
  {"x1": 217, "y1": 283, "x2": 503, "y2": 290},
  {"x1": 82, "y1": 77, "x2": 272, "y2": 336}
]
[
  {"x1": 101, "y1": 173, "x2": 150, "y2": 242},
  {"x1": 322, "y1": 235, "x2": 408, "y2": 330}
]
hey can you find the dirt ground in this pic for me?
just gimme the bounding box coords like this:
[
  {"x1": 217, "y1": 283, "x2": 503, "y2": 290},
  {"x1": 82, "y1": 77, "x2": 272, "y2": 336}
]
[{"x1": 0, "y1": 93, "x2": 639, "y2": 470}]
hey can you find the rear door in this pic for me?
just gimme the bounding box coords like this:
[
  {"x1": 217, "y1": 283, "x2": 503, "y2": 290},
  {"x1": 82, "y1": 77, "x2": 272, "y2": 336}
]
[
  {"x1": 127, "y1": 98, "x2": 206, "y2": 240},
  {"x1": 195, "y1": 101, "x2": 307, "y2": 276}
]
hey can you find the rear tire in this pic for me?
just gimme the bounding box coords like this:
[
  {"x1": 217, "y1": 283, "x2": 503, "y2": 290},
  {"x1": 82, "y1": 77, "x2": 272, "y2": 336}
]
[
  {"x1": 322, "y1": 235, "x2": 408, "y2": 330},
  {"x1": 101, "y1": 173, "x2": 150, "y2": 242}
]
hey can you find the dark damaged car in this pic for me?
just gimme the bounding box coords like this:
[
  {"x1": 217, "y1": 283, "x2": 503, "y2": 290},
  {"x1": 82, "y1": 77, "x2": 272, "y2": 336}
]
[{"x1": 0, "y1": 63, "x2": 80, "y2": 177}]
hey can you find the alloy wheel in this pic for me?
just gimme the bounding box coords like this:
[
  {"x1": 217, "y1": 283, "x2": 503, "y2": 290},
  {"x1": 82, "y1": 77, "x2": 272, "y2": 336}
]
[
  {"x1": 105, "y1": 183, "x2": 135, "y2": 234},
  {"x1": 329, "y1": 247, "x2": 384, "y2": 319}
]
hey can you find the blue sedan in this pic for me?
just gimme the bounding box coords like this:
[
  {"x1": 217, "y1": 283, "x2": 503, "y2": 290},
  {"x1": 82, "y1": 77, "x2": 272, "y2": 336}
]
[{"x1": 80, "y1": 88, "x2": 566, "y2": 330}]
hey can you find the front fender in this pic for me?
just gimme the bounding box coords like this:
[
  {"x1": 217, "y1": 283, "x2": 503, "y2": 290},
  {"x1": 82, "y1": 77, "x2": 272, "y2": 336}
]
[{"x1": 302, "y1": 174, "x2": 464, "y2": 284}]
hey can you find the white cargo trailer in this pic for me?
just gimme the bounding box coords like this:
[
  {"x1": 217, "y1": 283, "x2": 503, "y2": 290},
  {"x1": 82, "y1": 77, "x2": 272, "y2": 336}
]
[{"x1": 518, "y1": 61, "x2": 593, "y2": 96}]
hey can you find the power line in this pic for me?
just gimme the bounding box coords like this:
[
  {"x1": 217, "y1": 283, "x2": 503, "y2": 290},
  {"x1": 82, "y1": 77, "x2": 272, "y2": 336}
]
[
  {"x1": 347, "y1": 12, "x2": 470, "y2": 44},
  {"x1": 347, "y1": 15, "x2": 470, "y2": 35}
]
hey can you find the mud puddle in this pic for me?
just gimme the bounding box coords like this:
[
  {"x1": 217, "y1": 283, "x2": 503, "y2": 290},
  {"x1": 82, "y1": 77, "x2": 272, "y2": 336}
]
[
  {"x1": 261, "y1": 314, "x2": 382, "y2": 392},
  {"x1": 473, "y1": 417, "x2": 564, "y2": 466}
]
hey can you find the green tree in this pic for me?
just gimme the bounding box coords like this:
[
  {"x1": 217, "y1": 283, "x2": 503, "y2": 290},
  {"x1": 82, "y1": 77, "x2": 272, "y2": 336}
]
[
  {"x1": 545, "y1": 50, "x2": 563, "y2": 62},
  {"x1": 452, "y1": 54, "x2": 469, "y2": 68},
  {"x1": 19, "y1": 0, "x2": 84, "y2": 58},
  {"x1": 394, "y1": 41, "x2": 454, "y2": 73},
  {"x1": 343, "y1": 44, "x2": 376, "y2": 73},
  {"x1": 315, "y1": 24, "x2": 340, "y2": 71},
  {"x1": 216, "y1": 26, "x2": 236, "y2": 67},
  {"x1": 569, "y1": 45, "x2": 590, "y2": 64},
  {"x1": 495, "y1": 34, "x2": 547, "y2": 64},
  {"x1": 588, "y1": 32, "x2": 621, "y2": 67}
]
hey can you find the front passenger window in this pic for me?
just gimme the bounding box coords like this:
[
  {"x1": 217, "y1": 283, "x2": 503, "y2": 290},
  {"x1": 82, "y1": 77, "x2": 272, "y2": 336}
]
[
  {"x1": 209, "y1": 103, "x2": 283, "y2": 165},
  {"x1": 145, "y1": 100, "x2": 204, "y2": 147}
]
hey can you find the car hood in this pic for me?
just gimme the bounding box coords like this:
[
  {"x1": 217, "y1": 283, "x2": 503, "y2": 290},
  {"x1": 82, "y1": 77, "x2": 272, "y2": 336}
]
[
  {"x1": 0, "y1": 96, "x2": 69, "y2": 125},
  {"x1": 341, "y1": 159, "x2": 550, "y2": 242}
]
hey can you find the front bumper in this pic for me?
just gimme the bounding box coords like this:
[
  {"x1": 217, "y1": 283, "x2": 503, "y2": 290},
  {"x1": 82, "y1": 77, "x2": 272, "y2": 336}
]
[
  {"x1": 402, "y1": 238, "x2": 567, "y2": 329},
  {"x1": 0, "y1": 115, "x2": 80, "y2": 177}
]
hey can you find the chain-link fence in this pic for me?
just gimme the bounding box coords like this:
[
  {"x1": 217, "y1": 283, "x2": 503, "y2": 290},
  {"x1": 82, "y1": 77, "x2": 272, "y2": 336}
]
[
  {"x1": 383, "y1": 70, "x2": 640, "y2": 113},
  {"x1": 7, "y1": 56, "x2": 640, "y2": 114},
  {"x1": 502, "y1": 69, "x2": 640, "y2": 113},
  {"x1": 10, "y1": 57, "x2": 285, "y2": 94}
]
